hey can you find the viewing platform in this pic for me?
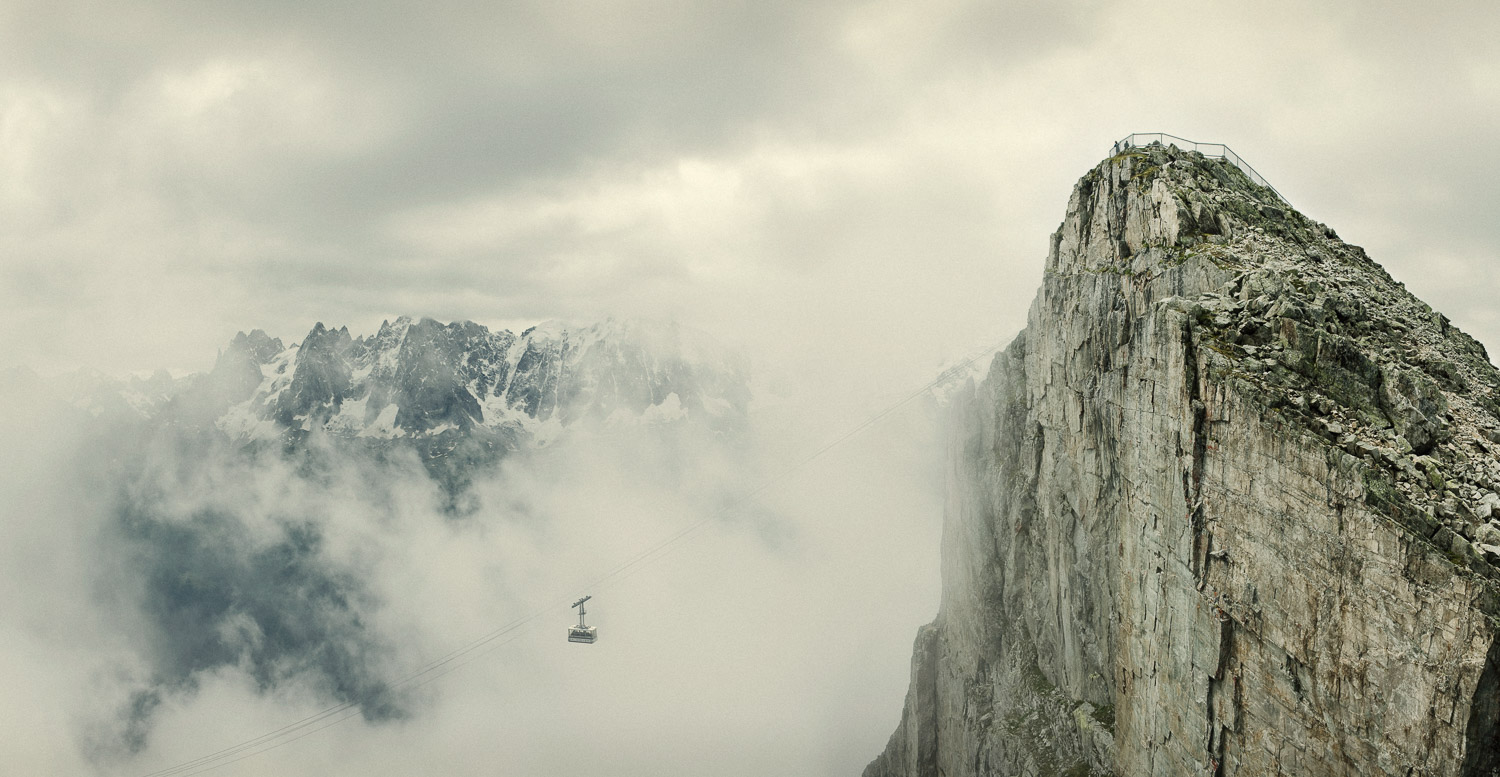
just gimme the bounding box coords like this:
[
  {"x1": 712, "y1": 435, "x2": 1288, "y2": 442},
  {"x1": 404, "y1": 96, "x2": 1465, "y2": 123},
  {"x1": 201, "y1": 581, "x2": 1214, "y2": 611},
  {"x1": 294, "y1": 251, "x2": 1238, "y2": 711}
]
[{"x1": 1112, "y1": 132, "x2": 1287, "y2": 204}]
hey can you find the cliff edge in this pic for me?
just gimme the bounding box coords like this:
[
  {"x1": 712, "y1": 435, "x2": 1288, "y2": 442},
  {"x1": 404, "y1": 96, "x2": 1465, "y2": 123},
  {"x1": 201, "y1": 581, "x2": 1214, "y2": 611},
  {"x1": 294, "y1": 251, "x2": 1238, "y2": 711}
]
[{"x1": 868, "y1": 142, "x2": 1500, "y2": 776}]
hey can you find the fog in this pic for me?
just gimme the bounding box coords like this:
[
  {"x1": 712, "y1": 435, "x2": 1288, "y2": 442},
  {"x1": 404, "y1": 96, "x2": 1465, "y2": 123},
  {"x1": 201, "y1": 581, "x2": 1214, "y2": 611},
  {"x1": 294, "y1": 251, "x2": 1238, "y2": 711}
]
[
  {"x1": 4, "y1": 0, "x2": 1498, "y2": 774},
  {"x1": 0, "y1": 351, "x2": 953, "y2": 776}
]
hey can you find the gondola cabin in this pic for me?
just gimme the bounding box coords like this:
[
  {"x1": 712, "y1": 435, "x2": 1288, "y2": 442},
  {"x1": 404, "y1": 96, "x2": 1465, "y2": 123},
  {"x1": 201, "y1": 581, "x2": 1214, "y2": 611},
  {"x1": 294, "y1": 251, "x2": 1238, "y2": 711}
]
[{"x1": 568, "y1": 595, "x2": 597, "y2": 644}]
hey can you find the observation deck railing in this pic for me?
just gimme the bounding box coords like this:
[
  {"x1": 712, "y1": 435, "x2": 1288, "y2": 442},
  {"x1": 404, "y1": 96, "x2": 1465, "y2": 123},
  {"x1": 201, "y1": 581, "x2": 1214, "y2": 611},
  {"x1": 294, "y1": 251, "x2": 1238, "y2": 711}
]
[{"x1": 1111, "y1": 133, "x2": 1287, "y2": 204}]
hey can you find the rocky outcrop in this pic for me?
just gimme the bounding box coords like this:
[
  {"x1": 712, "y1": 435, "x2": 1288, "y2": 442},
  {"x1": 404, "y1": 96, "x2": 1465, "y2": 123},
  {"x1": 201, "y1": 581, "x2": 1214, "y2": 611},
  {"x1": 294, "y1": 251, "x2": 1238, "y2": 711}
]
[
  {"x1": 869, "y1": 144, "x2": 1500, "y2": 776},
  {"x1": 207, "y1": 329, "x2": 285, "y2": 405},
  {"x1": 275, "y1": 322, "x2": 355, "y2": 426},
  {"x1": 390, "y1": 318, "x2": 493, "y2": 433}
]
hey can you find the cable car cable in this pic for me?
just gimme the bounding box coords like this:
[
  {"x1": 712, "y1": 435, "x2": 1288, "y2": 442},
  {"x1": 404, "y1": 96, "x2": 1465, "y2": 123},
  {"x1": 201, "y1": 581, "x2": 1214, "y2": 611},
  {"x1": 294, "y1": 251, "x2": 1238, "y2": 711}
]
[{"x1": 142, "y1": 626, "x2": 539, "y2": 777}]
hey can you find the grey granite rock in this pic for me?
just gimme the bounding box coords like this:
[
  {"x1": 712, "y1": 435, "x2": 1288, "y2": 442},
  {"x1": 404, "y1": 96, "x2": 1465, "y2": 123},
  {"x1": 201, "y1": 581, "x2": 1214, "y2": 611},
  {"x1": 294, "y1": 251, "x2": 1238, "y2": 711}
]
[
  {"x1": 275, "y1": 322, "x2": 355, "y2": 426},
  {"x1": 869, "y1": 143, "x2": 1500, "y2": 776}
]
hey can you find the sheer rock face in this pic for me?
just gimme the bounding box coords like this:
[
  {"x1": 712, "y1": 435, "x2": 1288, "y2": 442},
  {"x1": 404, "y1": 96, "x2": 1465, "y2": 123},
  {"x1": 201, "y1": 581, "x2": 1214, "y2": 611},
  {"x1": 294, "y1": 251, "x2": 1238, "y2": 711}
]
[
  {"x1": 390, "y1": 318, "x2": 494, "y2": 433},
  {"x1": 869, "y1": 146, "x2": 1500, "y2": 776},
  {"x1": 275, "y1": 322, "x2": 355, "y2": 426}
]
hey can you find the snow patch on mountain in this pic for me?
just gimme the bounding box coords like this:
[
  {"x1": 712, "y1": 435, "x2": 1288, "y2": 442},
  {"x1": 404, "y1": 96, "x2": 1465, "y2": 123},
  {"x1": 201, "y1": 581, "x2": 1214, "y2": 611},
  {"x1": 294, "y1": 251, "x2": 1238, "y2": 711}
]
[{"x1": 57, "y1": 317, "x2": 750, "y2": 451}]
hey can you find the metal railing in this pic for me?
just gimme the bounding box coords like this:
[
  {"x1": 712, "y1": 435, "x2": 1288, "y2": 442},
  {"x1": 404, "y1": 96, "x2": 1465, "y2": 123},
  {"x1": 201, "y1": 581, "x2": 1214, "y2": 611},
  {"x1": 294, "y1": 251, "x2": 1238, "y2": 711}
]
[{"x1": 1111, "y1": 133, "x2": 1287, "y2": 204}]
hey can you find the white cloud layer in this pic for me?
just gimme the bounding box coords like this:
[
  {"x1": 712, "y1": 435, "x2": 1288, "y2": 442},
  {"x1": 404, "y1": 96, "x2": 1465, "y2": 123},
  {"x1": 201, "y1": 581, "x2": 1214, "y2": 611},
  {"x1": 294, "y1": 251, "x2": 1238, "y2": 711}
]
[
  {"x1": 1, "y1": 0, "x2": 1498, "y2": 774},
  {"x1": 0, "y1": 365, "x2": 949, "y2": 776}
]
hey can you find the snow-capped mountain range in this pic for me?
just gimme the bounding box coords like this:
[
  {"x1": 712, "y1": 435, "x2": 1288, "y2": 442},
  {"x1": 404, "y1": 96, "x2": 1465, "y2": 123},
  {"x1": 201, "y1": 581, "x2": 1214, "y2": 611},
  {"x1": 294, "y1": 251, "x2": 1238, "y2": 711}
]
[{"x1": 54, "y1": 316, "x2": 750, "y2": 447}]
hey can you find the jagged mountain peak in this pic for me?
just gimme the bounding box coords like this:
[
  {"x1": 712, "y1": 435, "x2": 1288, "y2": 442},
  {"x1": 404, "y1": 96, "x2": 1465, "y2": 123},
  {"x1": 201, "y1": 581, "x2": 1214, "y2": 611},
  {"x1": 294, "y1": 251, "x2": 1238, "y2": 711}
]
[
  {"x1": 38, "y1": 315, "x2": 748, "y2": 453},
  {"x1": 1054, "y1": 142, "x2": 1326, "y2": 275},
  {"x1": 224, "y1": 329, "x2": 284, "y2": 360},
  {"x1": 198, "y1": 315, "x2": 748, "y2": 445},
  {"x1": 373, "y1": 315, "x2": 414, "y2": 341},
  {"x1": 1038, "y1": 144, "x2": 1499, "y2": 450},
  {"x1": 870, "y1": 141, "x2": 1500, "y2": 776}
]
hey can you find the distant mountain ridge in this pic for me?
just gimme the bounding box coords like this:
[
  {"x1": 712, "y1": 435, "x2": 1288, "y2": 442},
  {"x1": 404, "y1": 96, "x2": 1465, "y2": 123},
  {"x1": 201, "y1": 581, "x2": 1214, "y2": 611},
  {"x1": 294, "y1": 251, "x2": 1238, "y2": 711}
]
[
  {"x1": 53, "y1": 316, "x2": 748, "y2": 448},
  {"x1": 0, "y1": 316, "x2": 754, "y2": 751}
]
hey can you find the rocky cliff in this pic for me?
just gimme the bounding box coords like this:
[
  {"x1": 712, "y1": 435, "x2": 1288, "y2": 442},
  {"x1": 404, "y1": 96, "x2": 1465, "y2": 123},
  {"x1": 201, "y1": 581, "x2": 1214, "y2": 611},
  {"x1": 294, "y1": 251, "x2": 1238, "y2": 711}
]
[{"x1": 868, "y1": 143, "x2": 1500, "y2": 776}]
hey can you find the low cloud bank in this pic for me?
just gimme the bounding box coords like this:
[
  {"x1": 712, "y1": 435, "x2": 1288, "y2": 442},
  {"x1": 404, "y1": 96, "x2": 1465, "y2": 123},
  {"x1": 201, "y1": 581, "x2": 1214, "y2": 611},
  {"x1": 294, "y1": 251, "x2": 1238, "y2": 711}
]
[{"x1": 0, "y1": 360, "x2": 950, "y2": 776}]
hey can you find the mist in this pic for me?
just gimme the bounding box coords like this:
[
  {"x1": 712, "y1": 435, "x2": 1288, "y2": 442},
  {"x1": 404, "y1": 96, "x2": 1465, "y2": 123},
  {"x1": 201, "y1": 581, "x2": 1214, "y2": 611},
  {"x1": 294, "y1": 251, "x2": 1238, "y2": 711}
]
[
  {"x1": 4, "y1": 0, "x2": 1497, "y2": 774},
  {"x1": 0, "y1": 338, "x2": 955, "y2": 776}
]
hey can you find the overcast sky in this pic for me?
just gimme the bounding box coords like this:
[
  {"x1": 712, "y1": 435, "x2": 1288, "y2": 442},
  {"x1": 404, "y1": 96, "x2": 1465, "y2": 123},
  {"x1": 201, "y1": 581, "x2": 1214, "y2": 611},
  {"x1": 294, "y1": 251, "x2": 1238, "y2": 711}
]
[
  {"x1": 3, "y1": 0, "x2": 1496, "y2": 387},
  {"x1": 2, "y1": 2, "x2": 1499, "y2": 775}
]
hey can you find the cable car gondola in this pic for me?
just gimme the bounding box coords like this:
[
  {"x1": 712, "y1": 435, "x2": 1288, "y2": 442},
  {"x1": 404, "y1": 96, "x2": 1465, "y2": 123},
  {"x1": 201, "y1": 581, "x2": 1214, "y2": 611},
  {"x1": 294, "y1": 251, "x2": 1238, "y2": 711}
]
[{"x1": 568, "y1": 596, "x2": 597, "y2": 644}]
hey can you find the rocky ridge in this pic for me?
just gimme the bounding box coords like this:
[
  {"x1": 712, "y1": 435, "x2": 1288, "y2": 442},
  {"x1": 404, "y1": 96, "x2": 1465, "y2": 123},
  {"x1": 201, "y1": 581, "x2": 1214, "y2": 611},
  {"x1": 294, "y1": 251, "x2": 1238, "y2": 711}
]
[
  {"x1": 868, "y1": 143, "x2": 1500, "y2": 775},
  {"x1": 34, "y1": 317, "x2": 748, "y2": 510},
  {"x1": 59, "y1": 316, "x2": 748, "y2": 445}
]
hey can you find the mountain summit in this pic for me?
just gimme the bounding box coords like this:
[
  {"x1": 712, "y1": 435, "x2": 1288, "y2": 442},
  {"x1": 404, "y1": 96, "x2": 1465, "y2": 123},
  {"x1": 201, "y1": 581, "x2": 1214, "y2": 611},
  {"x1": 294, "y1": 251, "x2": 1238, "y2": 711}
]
[
  {"x1": 205, "y1": 316, "x2": 748, "y2": 444},
  {"x1": 59, "y1": 316, "x2": 748, "y2": 448},
  {"x1": 47, "y1": 316, "x2": 748, "y2": 509},
  {"x1": 868, "y1": 141, "x2": 1500, "y2": 775}
]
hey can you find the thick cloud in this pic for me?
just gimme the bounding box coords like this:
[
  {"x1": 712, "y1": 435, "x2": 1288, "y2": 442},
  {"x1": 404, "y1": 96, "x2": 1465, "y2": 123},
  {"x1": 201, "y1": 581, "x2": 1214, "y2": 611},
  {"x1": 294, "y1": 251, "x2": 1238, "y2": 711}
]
[
  {"x1": 0, "y1": 353, "x2": 950, "y2": 775},
  {"x1": 108, "y1": 443, "x2": 408, "y2": 753},
  {"x1": 6, "y1": 0, "x2": 1494, "y2": 381},
  {"x1": 1, "y1": 0, "x2": 1498, "y2": 773}
]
